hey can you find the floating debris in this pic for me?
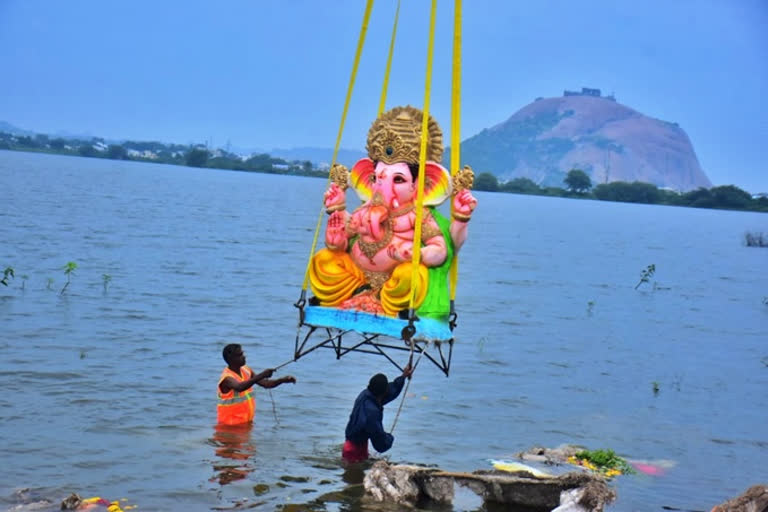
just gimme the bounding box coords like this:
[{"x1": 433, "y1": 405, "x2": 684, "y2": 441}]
[{"x1": 60, "y1": 493, "x2": 136, "y2": 511}]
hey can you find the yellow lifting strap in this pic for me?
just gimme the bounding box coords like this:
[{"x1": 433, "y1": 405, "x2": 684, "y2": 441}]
[
  {"x1": 378, "y1": 0, "x2": 401, "y2": 116},
  {"x1": 449, "y1": 0, "x2": 462, "y2": 301},
  {"x1": 300, "y1": 0, "x2": 375, "y2": 292},
  {"x1": 407, "y1": 0, "x2": 438, "y2": 312}
]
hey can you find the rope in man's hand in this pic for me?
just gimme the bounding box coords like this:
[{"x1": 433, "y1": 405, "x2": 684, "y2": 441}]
[
  {"x1": 265, "y1": 360, "x2": 297, "y2": 426},
  {"x1": 268, "y1": 388, "x2": 280, "y2": 425},
  {"x1": 389, "y1": 342, "x2": 428, "y2": 434}
]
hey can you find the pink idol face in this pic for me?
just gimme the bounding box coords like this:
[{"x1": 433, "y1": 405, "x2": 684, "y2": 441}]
[{"x1": 372, "y1": 161, "x2": 415, "y2": 210}]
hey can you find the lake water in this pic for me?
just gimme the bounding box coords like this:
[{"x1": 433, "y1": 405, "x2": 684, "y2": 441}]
[{"x1": 1, "y1": 150, "x2": 766, "y2": 512}]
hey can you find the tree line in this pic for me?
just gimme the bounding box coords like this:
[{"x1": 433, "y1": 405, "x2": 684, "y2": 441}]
[
  {"x1": 0, "y1": 131, "x2": 327, "y2": 178},
  {"x1": 473, "y1": 169, "x2": 768, "y2": 213}
]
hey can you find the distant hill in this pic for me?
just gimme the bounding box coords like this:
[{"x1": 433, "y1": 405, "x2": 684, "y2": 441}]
[
  {"x1": 450, "y1": 94, "x2": 712, "y2": 192},
  {"x1": 0, "y1": 120, "x2": 99, "y2": 140},
  {"x1": 0, "y1": 121, "x2": 34, "y2": 136}
]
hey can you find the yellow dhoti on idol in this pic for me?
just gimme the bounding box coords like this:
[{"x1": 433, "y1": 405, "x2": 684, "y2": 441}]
[{"x1": 309, "y1": 248, "x2": 428, "y2": 316}]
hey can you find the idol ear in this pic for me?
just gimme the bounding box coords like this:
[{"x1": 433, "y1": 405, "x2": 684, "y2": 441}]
[
  {"x1": 421, "y1": 161, "x2": 452, "y2": 206},
  {"x1": 349, "y1": 158, "x2": 375, "y2": 202}
]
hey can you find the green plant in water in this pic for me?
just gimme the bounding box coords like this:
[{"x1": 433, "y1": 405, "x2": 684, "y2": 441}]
[
  {"x1": 652, "y1": 381, "x2": 660, "y2": 395},
  {"x1": 102, "y1": 274, "x2": 112, "y2": 294},
  {"x1": 46, "y1": 278, "x2": 54, "y2": 291},
  {"x1": 21, "y1": 274, "x2": 29, "y2": 291},
  {"x1": 745, "y1": 231, "x2": 767, "y2": 247},
  {"x1": 574, "y1": 449, "x2": 635, "y2": 475},
  {"x1": 60, "y1": 261, "x2": 78, "y2": 295},
  {"x1": 635, "y1": 264, "x2": 656, "y2": 290},
  {"x1": 1, "y1": 266, "x2": 14, "y2": 286},
  {"x1": 587, "y1": 300, "x2": 595, "y2": 315}
]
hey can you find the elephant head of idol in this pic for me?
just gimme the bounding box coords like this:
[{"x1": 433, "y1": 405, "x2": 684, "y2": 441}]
[{"x1": 347, "y1": 106, "x2": 452, "y2": 242}]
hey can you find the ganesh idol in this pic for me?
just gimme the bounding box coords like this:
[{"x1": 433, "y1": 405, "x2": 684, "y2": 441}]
[{"x1": 309, "y1": 105, "x2": 477, "y2": 319}]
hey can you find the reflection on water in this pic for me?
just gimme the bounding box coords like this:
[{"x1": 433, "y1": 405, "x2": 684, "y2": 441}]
[
  {"x1": 209, "y1": 424, "x2": 256, "y2": 486},
  {"x1": 341, "y1": 462, "x2": 367, "y2": 486}
]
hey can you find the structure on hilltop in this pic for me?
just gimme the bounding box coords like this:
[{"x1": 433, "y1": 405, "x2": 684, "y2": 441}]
[{"x1": 563, "y1": 87, "x2": 616, "y2": 102}]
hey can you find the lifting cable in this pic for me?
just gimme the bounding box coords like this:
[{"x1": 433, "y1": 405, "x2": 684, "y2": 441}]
[
  {"x1": 299, "y1": 0, "x2": 375, "y2": 295},
  {"x1": 406, "y1": 0, "x2": 438, "y2": 317},
  {"x1": 389, "y1": 341, "x2": 429, "y2": 433},
  {"x1": 449, "y1": 0, "x2": 462, "y2": 303},
  {"x1": 378, "y1": 0, "x2": 401, "y2": 117}
]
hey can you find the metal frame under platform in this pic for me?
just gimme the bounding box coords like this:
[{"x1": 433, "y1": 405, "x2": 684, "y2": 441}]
[{"x1": 293, "y1": 305, "x2": 455, "y2": 376}]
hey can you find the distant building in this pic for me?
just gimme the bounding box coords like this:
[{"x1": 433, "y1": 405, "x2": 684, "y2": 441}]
[
  {"x1": 127, "y1": 149, "x2": 158, "y2": 159},
  {"x1": 563, "y1": 87, "x2": 616, "y2": 101}
]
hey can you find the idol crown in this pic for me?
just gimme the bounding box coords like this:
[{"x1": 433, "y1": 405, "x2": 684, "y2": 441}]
[{"x1": 366, "y1": 106, "x2": 443, "y2": 165}]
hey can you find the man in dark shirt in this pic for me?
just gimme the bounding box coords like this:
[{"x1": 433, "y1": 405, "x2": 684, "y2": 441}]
[{"x1": 342, "y1": 364, "x2": 413, "y2": 462}]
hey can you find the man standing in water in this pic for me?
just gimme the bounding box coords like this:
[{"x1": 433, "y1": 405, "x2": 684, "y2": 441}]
[
  {"x1": 217, "y1": 343, "x2": 296, "y2": 425},
  {"x1": 342, "y1": 364, "x2": 413, "y2": 462}
]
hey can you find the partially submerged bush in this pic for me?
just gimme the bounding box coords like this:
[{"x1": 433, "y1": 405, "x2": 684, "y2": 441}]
[
  {"x1": 571, "y1": 449, "x2": 635, "y2": 476},
  {"x1": 745, "y1": 232, "x2": 767, "y2": 247}
]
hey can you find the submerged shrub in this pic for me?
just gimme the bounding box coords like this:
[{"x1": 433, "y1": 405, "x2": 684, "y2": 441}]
[{"x1": 745, "y1": 232, "x2": 767, "y2": 247}]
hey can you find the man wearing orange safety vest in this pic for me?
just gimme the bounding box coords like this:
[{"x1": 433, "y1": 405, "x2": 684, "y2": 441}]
[{"x1": 217, "y1": 343, "x2": 297, "y2": 425}]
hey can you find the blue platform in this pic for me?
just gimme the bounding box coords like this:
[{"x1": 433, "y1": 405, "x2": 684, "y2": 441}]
[{"x1": 303, "y1": 306, "x2": 453, "y2": 342}]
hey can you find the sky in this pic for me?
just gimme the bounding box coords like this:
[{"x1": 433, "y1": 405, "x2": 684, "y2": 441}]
[{"x1": 1, "y1": 0, "x2": 766, "y2": 193}]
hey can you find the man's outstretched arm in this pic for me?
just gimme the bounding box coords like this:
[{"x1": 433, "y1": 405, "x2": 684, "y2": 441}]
[
  {"x1": 382, "y1": 364, "x2": 413, "y2": 405},
  {"x1": 257, "y1": 376, "x2": 297, "y2": 389}
]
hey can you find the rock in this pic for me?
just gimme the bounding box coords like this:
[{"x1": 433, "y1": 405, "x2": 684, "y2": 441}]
[
  {"x1": 552, "y1": 483, "x2": 618, "y2": 512},
  {"x1": 711, "y1": 484, "x2": 768, "y2": 512},
  {"x1": 60, "y1": 493, "x2": 82, "y2": 510},
  {"x1": 554, "y1": 488, "x2": 591, "y2": 512},
  {"x1": 363, "y1": 462, "x2": 424, "y2": 505},
  {"x1": 363, "y1": 461, "x2": 615, "y2": 511},
  {"x1": 518, "y1": 444, "x2": 584, "y2": 466}
]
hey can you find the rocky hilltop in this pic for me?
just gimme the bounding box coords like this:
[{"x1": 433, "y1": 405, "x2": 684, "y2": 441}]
[{"x1": 454, "y1": 90, "x2": 712, "y2": 191}]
